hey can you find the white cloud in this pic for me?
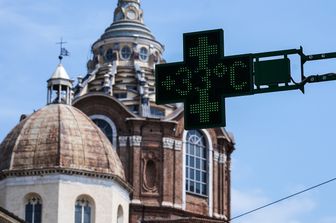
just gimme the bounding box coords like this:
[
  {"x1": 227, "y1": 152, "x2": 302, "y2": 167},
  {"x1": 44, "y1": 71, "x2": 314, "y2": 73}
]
[{"x1": 231, "y1": 188, "x2": 316, "y2": 223}]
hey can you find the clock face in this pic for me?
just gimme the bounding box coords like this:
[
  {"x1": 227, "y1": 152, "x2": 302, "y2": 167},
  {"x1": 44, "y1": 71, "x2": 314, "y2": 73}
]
[{"x1": 126, "y1": 10, "x2": 136, "y2": 20}]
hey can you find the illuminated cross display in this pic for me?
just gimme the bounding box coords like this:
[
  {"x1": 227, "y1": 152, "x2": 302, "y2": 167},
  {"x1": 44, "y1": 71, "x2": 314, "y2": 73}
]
[{"x1": 155, "y1": 29, "x2": 253, "y2": 129}]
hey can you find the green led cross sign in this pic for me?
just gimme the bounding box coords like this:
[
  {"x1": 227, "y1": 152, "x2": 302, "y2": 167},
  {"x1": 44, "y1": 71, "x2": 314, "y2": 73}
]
[{"x1": 155, "y1": 29, "x2": 253, "y2": 130}]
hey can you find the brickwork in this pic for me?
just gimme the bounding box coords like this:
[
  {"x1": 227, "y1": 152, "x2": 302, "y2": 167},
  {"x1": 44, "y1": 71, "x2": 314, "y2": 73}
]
[{"x1": 74, "y1": 93, "x2": 235, "y2": 222}]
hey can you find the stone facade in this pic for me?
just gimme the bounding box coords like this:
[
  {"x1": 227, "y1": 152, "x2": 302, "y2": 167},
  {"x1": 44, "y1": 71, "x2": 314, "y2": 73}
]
[
  {"x1": 0, "y1": 174, "x2": 130, "y2": 223},
  {"x1": 73, "y1": 94, "x2": 234, "y2": 222}
]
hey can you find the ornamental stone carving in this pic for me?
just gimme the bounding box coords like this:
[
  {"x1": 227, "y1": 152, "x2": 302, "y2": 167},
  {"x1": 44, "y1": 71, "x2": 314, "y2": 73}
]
[
  {"x1": 214, "y1": 151, "x2": 226, "y2": 164},
  {"x1": 118, "y1": 136, "x2": 128, "y2": 147},
  {"x1": 130, "y1": 135, "x2": 142, "y2": 147},
  {"x1": 143, "y1": 159, "x2": 158, "y2": 193},
  {"x1": 141, "y1": 151, "x2": 160, "y2": 194},
  {"x1": 174, "y1": 140, "x2": 182, "y2": 150},
  {"x1": 214, "y1": 151, "x2": 220, "y2": 161},
  {"x1": 162, "y1": 137, "x2": 174, "y2": 149},
  {"x1": 219, "y1": 154, "x2": 226, "y2": 164}
]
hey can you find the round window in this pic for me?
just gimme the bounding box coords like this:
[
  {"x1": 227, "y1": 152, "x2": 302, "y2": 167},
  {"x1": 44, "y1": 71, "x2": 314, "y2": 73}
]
[
  {"x1": 126, "y1": 10, "x2": 136, "y2": 20},
  {"x1": 105, "y1": 49, "x2": 114, "y2": 61},
  {"x1": 139, "y1": 47, "x2": 148, "y2": 61},
  {"x1": 121, "y1": 46, "x2": 132, "y2": 60}
]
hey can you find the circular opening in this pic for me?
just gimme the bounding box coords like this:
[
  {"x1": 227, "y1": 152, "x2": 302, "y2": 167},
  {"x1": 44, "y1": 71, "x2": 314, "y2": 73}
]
[
  {"x1": 121, "y1": 46, "x2": 132, "y2": 60},
  {"x1": 126, "y1": 10, "x2": 136, "y2": 20},
  {"x1": 139, "y1": 47, "x2": 148, "y2": 61}
]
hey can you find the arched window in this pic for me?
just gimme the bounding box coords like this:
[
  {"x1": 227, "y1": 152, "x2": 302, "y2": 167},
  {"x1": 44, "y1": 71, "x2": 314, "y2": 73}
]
[
  {"x1": 75, "y1": 197, "x2": 94, "y2": 223},
  {"x1": 25, "y1": 194, "x2": 42, "y2": 223},
  {"x1": 90, "y1": 115, "x2": 117, "y2": 146},
  {"x1": 185, "y1": 130, "x2": 208, "y2": 196},
  {"x1": 105, "y1": 48, "x2": 114, "y2": 62},
  {"x1": 92, "y1": 119, "x2": 113, "y2": 143},
  {"x1": 117, "y1": 205, "x2": 123, "y2": 223}
]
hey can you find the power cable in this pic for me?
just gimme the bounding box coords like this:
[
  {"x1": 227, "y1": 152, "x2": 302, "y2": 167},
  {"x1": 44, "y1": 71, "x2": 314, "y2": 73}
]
[{"x1": 230, "y1": 177, "x2": 336, "y2": 221}]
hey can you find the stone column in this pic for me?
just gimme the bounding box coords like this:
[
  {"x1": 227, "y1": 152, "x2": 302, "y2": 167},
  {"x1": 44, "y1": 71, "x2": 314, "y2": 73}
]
[{"x1": 130, "y1": 135, "x2": 142, "y2": 204}]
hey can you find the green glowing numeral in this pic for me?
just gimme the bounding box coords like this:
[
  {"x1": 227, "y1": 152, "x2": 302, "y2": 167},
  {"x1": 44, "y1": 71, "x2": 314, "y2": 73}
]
[
  {"x1": 176, "y1": 67, "x2": 192, "y2": 96},
  {"x1": 230, "y1": 61, "x2": 248, "y2": 91},
  {"x1": 162, "y1": 75, "x2": 175, "y2": 91}
]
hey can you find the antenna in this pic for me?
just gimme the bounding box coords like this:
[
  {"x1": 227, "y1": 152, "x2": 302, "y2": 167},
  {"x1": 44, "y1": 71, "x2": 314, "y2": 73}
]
[{"x1": 56, "y1": 38, "x2": 70, "y2": 63}]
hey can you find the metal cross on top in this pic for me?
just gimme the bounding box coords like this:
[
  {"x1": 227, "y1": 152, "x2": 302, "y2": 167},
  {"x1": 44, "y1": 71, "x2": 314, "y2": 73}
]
[
  {"x1": 155, "y1": 29, "x2": 253, "y2": 130},
  {"x1": 56, "y1": 38, "x2": 70, "y2": 62}
]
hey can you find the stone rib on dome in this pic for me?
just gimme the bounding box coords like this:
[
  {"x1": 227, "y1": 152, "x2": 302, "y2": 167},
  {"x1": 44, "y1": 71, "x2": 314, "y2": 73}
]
[{"x1": 0, "y1": 104, "x2": 125, "y2": 180}]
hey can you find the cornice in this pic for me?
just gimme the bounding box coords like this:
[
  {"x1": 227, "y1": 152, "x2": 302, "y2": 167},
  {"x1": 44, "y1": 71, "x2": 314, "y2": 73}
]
[{"x1": 0, "y1": 167, "x2": 133, "y2": 193}]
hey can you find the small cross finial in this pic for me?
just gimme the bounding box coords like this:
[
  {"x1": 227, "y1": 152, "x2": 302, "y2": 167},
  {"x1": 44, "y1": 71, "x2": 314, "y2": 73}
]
[{"x1": 56, "y1": 38, "x2": 70, "y2": 63}]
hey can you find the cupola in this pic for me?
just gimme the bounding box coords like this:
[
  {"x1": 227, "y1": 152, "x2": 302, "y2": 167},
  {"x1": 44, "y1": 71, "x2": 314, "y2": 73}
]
[
  {"x1": 47, "y1": 63, "x2": 73, "y2": 104},
  {"x1": 114, "y1": 0, "x2": 143, "y2": 23},
  {"x1": 73, "y1": 0, "x2": 177, "y2": 119}
]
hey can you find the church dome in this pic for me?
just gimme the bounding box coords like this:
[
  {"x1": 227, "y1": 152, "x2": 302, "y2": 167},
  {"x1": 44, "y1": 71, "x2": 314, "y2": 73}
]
[{"x1": 0, "y1": 104, "x2": 125, "y2": 180}]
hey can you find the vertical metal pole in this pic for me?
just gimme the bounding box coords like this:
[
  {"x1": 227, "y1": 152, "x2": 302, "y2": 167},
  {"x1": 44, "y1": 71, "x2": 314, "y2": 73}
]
[{"x1": 299, "y1": 46, "x2": 305, "y2": 93}]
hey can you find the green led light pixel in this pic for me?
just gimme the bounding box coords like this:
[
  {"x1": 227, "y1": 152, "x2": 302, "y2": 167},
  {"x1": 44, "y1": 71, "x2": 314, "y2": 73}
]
[{"x1": 155, "y1": 29, "x2": 253, "y2": 130}]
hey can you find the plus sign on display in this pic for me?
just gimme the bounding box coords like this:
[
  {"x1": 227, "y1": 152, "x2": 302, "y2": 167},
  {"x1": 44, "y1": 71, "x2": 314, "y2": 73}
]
[{"x1": 155, "y1": 29, "x2": 253, "y2": 129}]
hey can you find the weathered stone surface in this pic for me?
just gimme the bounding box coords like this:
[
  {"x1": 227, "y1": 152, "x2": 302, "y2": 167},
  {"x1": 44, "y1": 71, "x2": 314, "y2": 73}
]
[{"x1": 0, "y1": 104, "x2": 125, "y2": 180}]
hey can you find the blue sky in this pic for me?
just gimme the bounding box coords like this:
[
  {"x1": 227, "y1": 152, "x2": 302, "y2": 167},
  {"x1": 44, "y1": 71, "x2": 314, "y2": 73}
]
[{"x1": 1, "y1": 1, "x2": 336, "y2": 222}]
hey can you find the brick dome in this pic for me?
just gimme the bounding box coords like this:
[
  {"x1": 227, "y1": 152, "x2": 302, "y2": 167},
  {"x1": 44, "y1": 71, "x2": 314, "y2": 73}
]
[{"x1": 0, "y1": 104, "x2": 125, "y2": 180}]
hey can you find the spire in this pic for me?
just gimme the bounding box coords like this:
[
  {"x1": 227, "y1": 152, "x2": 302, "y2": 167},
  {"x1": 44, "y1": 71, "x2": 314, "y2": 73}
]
[{"x1": 47, "y1": 63, "x2": 73, "y2": 105}]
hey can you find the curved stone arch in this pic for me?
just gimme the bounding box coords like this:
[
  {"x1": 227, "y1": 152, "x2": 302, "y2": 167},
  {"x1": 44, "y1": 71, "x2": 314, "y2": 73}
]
[
  {"x1": 90, "y1": 114, "x2": 117, "y2": 148},
  {"x1": 182, "y1": 129, "x2": 214, "y2": 217},
  {"x1": 24, "y1": 192, "x2": 43, "y2": 223},
  {"x1": 24, "y1": 192, "x2": 43, "y2": 203},
  {"x1": 73, "y1": 93, "x2": 137, "y2": 117},
  {"x1": 117, "y1": 205, "x2": 124, "y2": 223},
  {"x1": 74, "y1": 194, "x2": 96, "y2": 223}
]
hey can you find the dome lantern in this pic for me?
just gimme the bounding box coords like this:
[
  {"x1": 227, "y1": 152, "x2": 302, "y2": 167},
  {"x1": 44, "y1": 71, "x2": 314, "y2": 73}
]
[
  {"x1": 47, "y1": 63, "x2": 73, "y2": 105},
  {"x1": 114, "y1": 0, "x2": 143, "y2": 23}
]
